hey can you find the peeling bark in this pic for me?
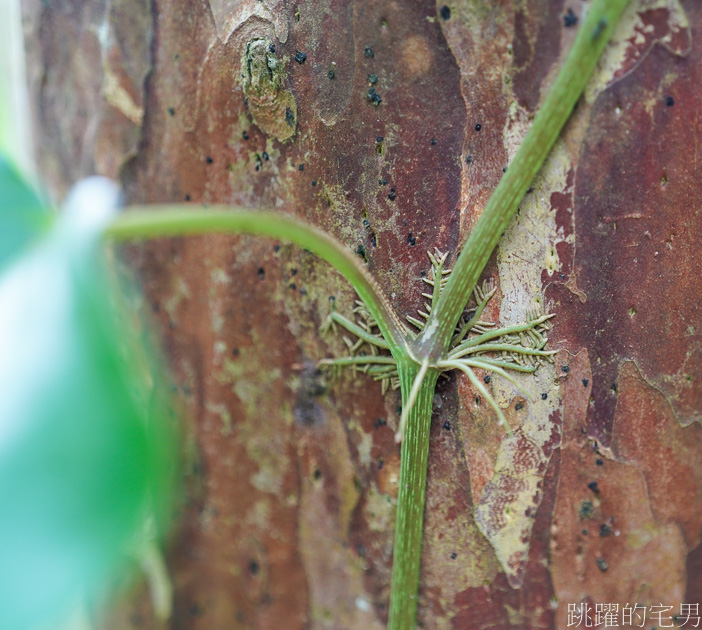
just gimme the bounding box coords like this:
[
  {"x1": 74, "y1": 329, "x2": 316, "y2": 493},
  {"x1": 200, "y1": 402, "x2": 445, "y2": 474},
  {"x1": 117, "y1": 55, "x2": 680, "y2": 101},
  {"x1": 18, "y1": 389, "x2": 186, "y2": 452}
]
[{"x1": 23, "y1": 0, "x2": 702, "y2": 628}]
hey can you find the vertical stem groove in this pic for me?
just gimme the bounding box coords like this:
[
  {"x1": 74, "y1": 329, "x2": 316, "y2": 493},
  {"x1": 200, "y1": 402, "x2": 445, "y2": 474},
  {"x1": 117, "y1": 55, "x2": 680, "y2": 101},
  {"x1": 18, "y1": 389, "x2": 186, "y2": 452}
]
[{"x1": 388, "y1": 364, "x2": 439, "y2": 630}]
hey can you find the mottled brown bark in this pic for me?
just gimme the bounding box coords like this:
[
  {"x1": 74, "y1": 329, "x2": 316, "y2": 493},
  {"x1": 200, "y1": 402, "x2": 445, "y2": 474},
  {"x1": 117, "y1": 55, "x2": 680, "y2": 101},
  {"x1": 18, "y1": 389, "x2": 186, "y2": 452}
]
[{"x1": 23, "y1": 0, "x2": 702, "y2": 628}]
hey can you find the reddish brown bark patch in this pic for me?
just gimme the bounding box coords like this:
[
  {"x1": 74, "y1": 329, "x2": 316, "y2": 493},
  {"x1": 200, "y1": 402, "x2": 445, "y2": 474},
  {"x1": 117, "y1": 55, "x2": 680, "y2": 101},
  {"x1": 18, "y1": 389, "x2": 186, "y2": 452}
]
[
  {"x1": 611, "y1": 361, "x2": 702, "y2": 550},
  {"x1": 551, "y1": 356, "x2": 696, "y2": 629},
  {"x1": 548, "y1": 3, "x2": 702, "y2": 443}
]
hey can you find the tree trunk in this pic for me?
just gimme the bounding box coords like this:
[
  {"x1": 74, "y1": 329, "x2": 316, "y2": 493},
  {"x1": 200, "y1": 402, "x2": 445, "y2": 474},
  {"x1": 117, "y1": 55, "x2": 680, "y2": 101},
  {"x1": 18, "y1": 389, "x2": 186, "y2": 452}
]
[{"x1": 22, "y1": 0, "x2": 702, "y2": 628}]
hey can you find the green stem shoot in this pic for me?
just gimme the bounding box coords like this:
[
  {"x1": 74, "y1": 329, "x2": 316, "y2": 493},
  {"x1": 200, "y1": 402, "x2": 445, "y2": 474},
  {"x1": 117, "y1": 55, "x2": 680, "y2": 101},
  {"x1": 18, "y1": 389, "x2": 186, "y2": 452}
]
[
  {"x1": 388, "y1": 363, "x2": 439, "y2": 629},
  {"x1": 389, "y1": 1, "x2": 629, "y2": 627},
  {"x1": 415, "y1": 0, "x2": 630, "y2": 357},
  {"x1": 106, "y1": 207, "x2": 409, "y2": 354}
]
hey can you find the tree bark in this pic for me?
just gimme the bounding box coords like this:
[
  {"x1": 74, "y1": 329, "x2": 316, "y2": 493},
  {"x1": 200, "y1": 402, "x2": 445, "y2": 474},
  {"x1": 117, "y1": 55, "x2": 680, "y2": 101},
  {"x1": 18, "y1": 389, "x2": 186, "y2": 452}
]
[{"x1": 23, "y1": 0, "x2": 702, "y2": 628}]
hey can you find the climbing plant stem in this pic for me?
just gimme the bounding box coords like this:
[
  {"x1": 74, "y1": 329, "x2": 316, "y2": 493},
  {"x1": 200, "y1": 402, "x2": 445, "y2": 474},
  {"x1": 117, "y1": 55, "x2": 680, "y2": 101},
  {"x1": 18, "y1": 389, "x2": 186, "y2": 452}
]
[
  {"x1": 106, "y1": 207, "x2": 409, "y2": 355},
  {"x1": 388, "y1": 362, "x2": 439, "y2": 630},
  {"x1": 418, "y1": 0, "x2": 630, "y2": 357},
  {"x1": 390, "y1": 2, "x2": 630, "y2": 628}
]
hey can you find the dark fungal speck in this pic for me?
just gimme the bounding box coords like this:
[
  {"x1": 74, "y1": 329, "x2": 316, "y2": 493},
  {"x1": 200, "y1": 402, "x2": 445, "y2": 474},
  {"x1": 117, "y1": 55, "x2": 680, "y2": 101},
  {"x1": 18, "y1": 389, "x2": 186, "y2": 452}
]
[
  {"x1": 450, "y1": 552, "x2": 457, "y2": 559},
  {"x1": 388, "y1": 188, "x2": 396, "y2": 200},
  {"x1": 363, "y1": 218, "x2": 370, "y2": 228},
  {"x1": 378, "y1": 459, "x2": 384, "y2": 470},
  {"x1": 563, "y1": 8, "x2": 578, "y2": 28},
  {"x1": 376, "y1": 136, "x2": 384, "y2": 143},
  {"x1": 290, "y1": 268, "x2": 298, "y2": 276},
  {"x1": 370, "y1": 233, "x2": 377, "y2": 247},
  {"x1": 592, "y1": 17, "x2": 607, "y2": 40},
  {"x1": 588, "y1": 481, "x2": 599, "y2": 493},
  {"x1": 206, "y1": 156, "x2": 214, "y2": 164},
  {"x1": 541, "y1": 392, "x2": 548, "y2": 400},
  {"x1": 300, "y1": 287, "x2": 307, "y2": 295},
  {"x1": 328, "y1": 69, "x2": 335, "y2": 79},
  {"x1": 440, "y1": 5, "x2": 451, "y2": 20},
  {"x1": 579, "y1": 500, "x2": 593, "y2": 519},
  {"x1": 407, "y1": 233, "x2": 416, "y2": 246},
  {"x1": 257, "y1": 267, "x2": 265, "y2": 279},
  {"x1": 356, "y1": 244, "x2": 366, "y2": 258},
  {"x1": 484, "y1": 375, "x2": 491, "y2": 384},
  {"x1": 430, "y1": 138, "x2": 437, "y2": 145},
  {"x1": 274, "y1": 244, "x2": 281, "y2": 252},
  {"x1": 311, "y1": 180, "x2": 317, "y2": 186},
  {"x1": 443, "y1": 421, "x2": 451, "y2": 431},
  {"x1": 526, "y1": 187, "x2": 534, "y2": 193},
  {"x1": 368, "y1": 73, "x2": 378, "y2": 84},
  {"x1": 465, "y1": 155, "x2": 473, "y2": 164},
  {"x1": 289, "y1": 283, "x2": 297, "y2": 291},
  {"x1": 249, "y1": 560, "x2": 259, "y2": 576},
  {"x1": 242, "y1": 131, "x2": 250, "y2": 140},
  {"x1": 562, "y1": 365, "x2": 570, "y2": 373},
  {"x1": 515, "y1": 401, "x2": 524, "y2": 411},
  {"x1": 295, "y1": 50, "x2": 307, "y2": 64},
  {"x1": 596, "y1": 458, "x2": 604, "y2": 466},
  {"x1": 189, "y1": 603, "x2": 204, "y2": 616},
  {"x1": 364, "y1": 46, "x2": 374, "y2": 58},
  {"x1": 232, "y1": 347, "x2": 240, "y2": 356},
  {"x1": 367, "y1": 88, "x2": 382, "y2": 105},
  {"x1": 475, "y1": 123, "x2": 482, "y2": 131},
  {"x1": 313, "y1": 468, "x2": 322, "y2": 480},
  {"x1": 502, "y1": 166, "x2": 507, "y2": 173},
  {"x1": 666, "y1": 95, "x2": 675, "y2": 107},
  {"x1": 268, "y1": 43, "x2": 276, "y2": 53},
  {"x1": 596, "y1": 557, "x2": 608, "y2": 572},
  {"x1": 379, "y1": 178, "x2": 388, "y2": 186},
  {"x1": 611, "y1": 383, "x2": 617, "y2": 392},
  {"x1": 167, "y1": 106, "x2": 175, "y2": 116},
  {"x1": 582, "y1": 379, "x2": 589, "y2": 387},
  {"x1": 262, "y1": 151, "x2": 269, "y2": 161},
  {"x1": 299, "y1": 163, "x2": 304, "y2": 171},
  {"x1": 285, "y1": 107, "x2": 295, "y2": 125},
  {"x1": 184, "y1": 194, "x2": 191, "y2": 201}
]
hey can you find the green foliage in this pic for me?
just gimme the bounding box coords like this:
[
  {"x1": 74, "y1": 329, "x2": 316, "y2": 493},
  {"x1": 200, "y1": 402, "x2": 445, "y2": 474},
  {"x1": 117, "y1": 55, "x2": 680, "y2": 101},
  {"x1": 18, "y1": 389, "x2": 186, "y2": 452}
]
[
  {"x1": 0, "y1": 172, "x2": 177, "y2": 629},
  {"x1": 0, "y1": 156, "x2": 52, "y2": 270}
]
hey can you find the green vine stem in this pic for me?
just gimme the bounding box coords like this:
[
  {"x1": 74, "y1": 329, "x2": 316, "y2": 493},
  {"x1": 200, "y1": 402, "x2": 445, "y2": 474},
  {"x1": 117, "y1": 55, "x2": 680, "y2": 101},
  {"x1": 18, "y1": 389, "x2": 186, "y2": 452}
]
[
  {"x1": 390, "y1": 2, "x2": 629, "y2": 626},
  {"x1": 416, "y1": 0, "x2": 630, "y2": 358},
  {"x1": 388, "y1": 361, "x2": 439, "y2": 629},
  {"x1": 106, "y1": 207, "x2": 409, "y2": 354}
]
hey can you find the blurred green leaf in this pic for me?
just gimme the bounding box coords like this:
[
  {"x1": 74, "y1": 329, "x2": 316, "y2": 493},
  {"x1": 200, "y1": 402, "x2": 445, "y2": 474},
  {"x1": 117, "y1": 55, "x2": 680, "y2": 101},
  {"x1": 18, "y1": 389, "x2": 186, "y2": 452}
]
[
  {"x1": 0, "y1": 178, "x2": 177, "y2": 629},
  {"x1": 0, "y1": 155, "x2": 52, "y2": 271},
  {"x1": 0, "y1": 0, "x2": 34, "y2": 178}
]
